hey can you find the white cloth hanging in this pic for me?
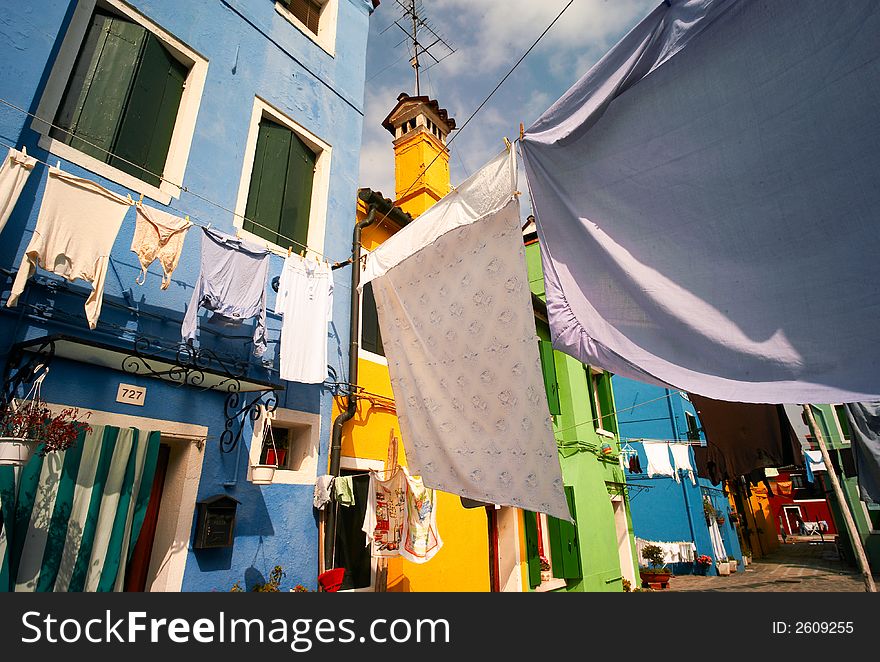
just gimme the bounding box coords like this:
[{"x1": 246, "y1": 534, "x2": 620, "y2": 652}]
[
  {"x1": 7, "y1": 167, "x2": 130, "y2": 329},
  {"x1": 0, "y1": 146, "x2": 37, "y2": 236},
  {"x1": 275, "y1": 254, "x2": 333, "y2": 383},
  {"x1": 131, "y1": 202, "x2": 191, "y2": 289},
  {"x1": 805, "y1": 450, "x2": 827, "y2": 472},
  {"x1": 521, "y1": 0, "x2": 880, "y2": 404},
  {"x1": 669, "y1": 443, "x2": 696, "y2": 485},
  {"x1": 708, "y1": 518, "x2": 728, "y2": 562},
  {"x1": 360, "y1": 148, "x2": 569, "y2": 521},
  {"x1": 643, "y1": 441, "x2": 674, "y2": 479},
  {"x1": 635, "y1": 537, "x2": 696, "y2": 565},
  {"x1": 399, "y1": 468, "x2": 442, "y2": 564}
]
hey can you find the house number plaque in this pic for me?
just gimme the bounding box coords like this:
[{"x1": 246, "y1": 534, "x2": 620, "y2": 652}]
[{"x1": 116, "y1": 383, "x2": 146, "y2": 406}]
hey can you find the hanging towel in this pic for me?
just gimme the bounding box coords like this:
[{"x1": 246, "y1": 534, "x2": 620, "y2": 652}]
[
  {"x1": 313, "y1": 474, "x2": 334, "y2": 510},
  {"x1": 275, "y1": 254, "x2": 333, "y2": 383},
  {"x1": 7, "y1": 167, "x2": 131, "y2": 329},
  {"x1": 400, "y1": 469, "x2": 442, "y2": 564},
  {"x1": 359, "y1": 148, "x2": 569, "y2": 521},
  {"x1": 520, "y1": 0, "x2": 880, "y2": 404},
  {"x1": 0, "y1": 146, "x2": 37, "y2": 236},
  {"x1": 804, "y1": 450, "x2": 827, "y2": 484},
  {"x1": 669, "y1": 443, "x2": 696, "y2": 485},
  {"x1": 131, "y1": 202, "x2": 191, "y2": 289},
  {"x1": 0, "y1": 425, "x2": 160, "y2": 592},
  {"x1": 629, "y1": 453, "x2": 642, "y2": 474},
  {"x1": 333, "y1": 475, "x2": 354, "y2": 507},
  {"x1": 643, "y1": 441, "x2": 674, "y2": 479},
  {"x1": 845, "y1": 402, "x2": 880, "y2": 504},
  {"x1": 361, "y1": 468, "x2": 406, "y2": 558},
  {"x1": 182, "y1": 227, "x2": 269, "y2": 356}
]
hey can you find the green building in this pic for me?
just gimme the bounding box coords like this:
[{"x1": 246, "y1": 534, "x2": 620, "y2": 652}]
[
  {"x1": 520, "y1": 230, "x2": 640, "y2": 592},
  {"x1": 808, "y1": 405, "x2": 880, "y2": 568}
]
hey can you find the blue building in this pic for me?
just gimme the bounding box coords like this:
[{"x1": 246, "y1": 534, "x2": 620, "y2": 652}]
[
  {"x1": 0, "y1": 0, "x2": 377, "y2": 592},
  {"x1": 612, "y1": 378, "x2": 744, "y2": 576}
]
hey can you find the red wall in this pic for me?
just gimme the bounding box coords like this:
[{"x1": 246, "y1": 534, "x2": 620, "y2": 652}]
[{"x1": 767, "y1": 471, "x2": 837, "y2": 535}]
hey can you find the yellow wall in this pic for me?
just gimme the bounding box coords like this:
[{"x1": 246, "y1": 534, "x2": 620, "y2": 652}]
[
  {"x1": 741, "y1": 487, "x2": 780, "y2": 559},
  {"x1": 338, "y1": 167, "x2": 490, "y2": 591},
  {"x1": 393, "y1": 130, "x2": 450, "y2": 218}
]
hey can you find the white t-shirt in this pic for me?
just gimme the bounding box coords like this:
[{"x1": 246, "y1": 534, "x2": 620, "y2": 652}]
[{"x1": 275, "y1": 255, "x2": 333, "y2": 383}]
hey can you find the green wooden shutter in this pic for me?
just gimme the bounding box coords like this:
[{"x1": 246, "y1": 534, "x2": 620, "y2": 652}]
[
  {"x1": 53, "y1": 12, "x2": 145, "y2": 160},
  {"x1": 548, "y1": 487, "x2": 581, "y2": 579},
  {"x1": 522, "y1": 510, "x2": 542, "y2": 589},
  {"x1": 280, "y1": 131, "x2": 315, "y2": 250},
  {"x1": 111, "y1": 33, "x2": 187, "y2": 186},
  {"x1": 361, "y1": 281, "x2": 384, "y2": 356},
  {"x1": 244, "y1": 119, "x2": 293, "y2": 245},
  {"x1": 538, "y1": 340, "x2": 561, "y2": 415}
]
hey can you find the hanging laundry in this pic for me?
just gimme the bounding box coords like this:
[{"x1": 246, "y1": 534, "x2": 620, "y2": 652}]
[
  {"x1": 313, "y1": 474, "x2": 334, "y2": 510},
  {"x1": 333, "y1": 475, "x2": 354, "y2": 507},
  {"x1": 131, "y1": 202, "x2": 191, "y2": 289},
  {"x1": 7, "y1": 167, "x2": 131, "y2": 329},
  {"x1": 0, "y1": 146, "x2": 37, "y2": 235},
  {"x1": 275, "y1": 254, "x2": 333, "y2": 383},
  {"x1": 362, "y1": 468, "x2": 407, "y2": 557},
  {"x1": 643, "y1": 441, "x2": 674, "y2": 478},
  {"x1": 628, "y1": 452, "x2": 642, "y2": 474},
  {"x1": 521, "y1": 0, "x2": 880, "y2": 405},
  {"x1": 804, "y1": 450, "x2": 827, "y2": 484},
  {"x1": 182, "y1": 227, "x2": 269, "y2": 356},
  {"x1": 359, "y1": 148, "x2": 569, "y2": 521},
  {"x1": 635, "y1": 538, "x2": 696, "y2": 564},
  {"x1": 400, "y1": 469, "x2": 442, "y2": 564},
  {"x1": 845, "y1": 402, "x2": 880, "y2": 504},
  {"x1": 669, "y1": 443, "x2": 696, "y2": 485}
]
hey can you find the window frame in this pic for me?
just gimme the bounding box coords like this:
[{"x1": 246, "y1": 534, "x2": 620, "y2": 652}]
[
  {"x1": 31, "y1": 0, "x2": 207, "y2": 205},
  {"x1": 247, "y1": 406, "x2": 321, "y2": 485},
  {"x1": 234, "y1": 97, "x2": 331, "y2": 256},
  {"x1": 533, "y1": 512, "x2": 567, "y2": 592},
  {"x1": 358, "y1": 261, "x2": 387, "y2": 365},
  {"x1": 275, "y1": 0, "x2": 338, "y2": 57},
  {"x1": 588, "y1": 367, "x2": 616, "y2": 437}
]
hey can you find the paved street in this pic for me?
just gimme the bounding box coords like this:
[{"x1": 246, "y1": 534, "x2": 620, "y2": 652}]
[{"x1": 665, "y1": 539, "x2": 870, "y2": 592}]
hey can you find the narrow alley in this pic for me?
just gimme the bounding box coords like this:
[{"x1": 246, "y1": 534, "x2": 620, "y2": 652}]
[{"x1": 667, "y1": 540, "x2": 869, "y2": 592}]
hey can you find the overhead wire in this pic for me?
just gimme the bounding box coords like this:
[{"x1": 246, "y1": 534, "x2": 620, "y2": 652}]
[
  {"x1": 0, "y1": 98, "x2": 342, "y2": 264},
  {"x1": 365, "y1": 0, "x2": 574, "y2": 239}
]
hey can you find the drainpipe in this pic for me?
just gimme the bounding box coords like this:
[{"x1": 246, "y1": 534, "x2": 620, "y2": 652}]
[{"x1": 324, "y1": 206, "x2": 376, "y2": 568}]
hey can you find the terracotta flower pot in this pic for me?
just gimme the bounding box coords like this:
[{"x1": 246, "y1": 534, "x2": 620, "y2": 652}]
[
  {"x1": 0, "y1": 437, "x2": 40, "y2": 466},
  {"x1": 639, "y1": 569, "x2": 671, "y2": 589}
]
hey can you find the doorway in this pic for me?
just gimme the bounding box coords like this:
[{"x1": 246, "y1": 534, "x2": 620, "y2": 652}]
[
  {"x1": 782, "y1": 505, "x2": 803, "y2": 536},
  {"x1": 612, "y1": 497, "x2": 636, "y2": 587},
  {"x1": 124, "y1": 444, "x2": 171, "y2": 591}
]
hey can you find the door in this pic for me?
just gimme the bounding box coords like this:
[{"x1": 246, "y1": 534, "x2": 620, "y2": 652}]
[
  {"x1": 124, "y1": 444, "x2": 171, "y2": 591},
  {"x1": 783, "y1": 506, "x2": 802, "y2": 536}
]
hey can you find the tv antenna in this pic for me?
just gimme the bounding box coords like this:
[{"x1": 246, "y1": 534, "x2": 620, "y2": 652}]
[{"x1": 390, "y1": 0, "x2": 455, "y2": 96}]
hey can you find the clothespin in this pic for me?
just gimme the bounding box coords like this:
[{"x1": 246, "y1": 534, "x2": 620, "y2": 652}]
[
  {"x1": 185, "y1": 215, "x2": 190, "y2": 223},
  {"x1": 138, "y1": 193, "x2": 144, "y2": 205},
  {"x1": 56, "y1": 160, "x2": 62, "y2": 169},
  {"x1": 300, "y1": 249, "x2": 305, "y2": 259},
  {"x1": 519, "y1": 122, "x2": 525, "y2": 140},
  {"x1": 127, "y1": 194, "x2": 134, "y2": 205},
  {"x1": 503, "y1": 137, "x2": 511, "y2": 151},
  {"x1": 287, "y1": 246, "x2": 292, "y2": 257}
]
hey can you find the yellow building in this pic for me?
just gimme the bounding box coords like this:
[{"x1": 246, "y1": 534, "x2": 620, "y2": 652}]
[{"x1": 327, "y1": 94, "x2": 491, "y2": 591}]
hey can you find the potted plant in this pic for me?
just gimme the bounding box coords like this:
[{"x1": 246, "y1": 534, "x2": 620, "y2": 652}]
[
  {"x1": 639, "y1": 543, "x2": 672, "y2": 589},
  {"x1": 539, "y1": 556, "x2": 551, "y2": 583},
  {"x1": 727, "y1": 556, "x2": 738, "y2": 573},
  {"x1": 703, "y1": 498, "x2": 717, "y2": 525},
  {"x1": 716, "y1": 558, "x2": 731, "y2": 575},
  {"x1": 716, "y1": 514, "x2": 726, "y2": 526},
  {"x1": 694, "y1": 554, "x2": 712, "y2": 575},
  {"x1": 251, "y1": 410, "x2": 279, "y2": 485},
  {"x1": 0, "y1": 378, "x2": 88, "y2": 466}
]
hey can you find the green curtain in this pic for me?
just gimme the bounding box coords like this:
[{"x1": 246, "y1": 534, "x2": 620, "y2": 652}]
[{"x1": 0, "y1": 425, "x2": 160, "y2": 592}]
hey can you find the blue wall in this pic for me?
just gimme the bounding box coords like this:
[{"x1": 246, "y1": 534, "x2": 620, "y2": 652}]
[
  {"x1": 0, "y1": 0, "x2": 375, "y2": 591},
  {"x1": 613, "y1": 378, "x2": 743, "y2": 574}
]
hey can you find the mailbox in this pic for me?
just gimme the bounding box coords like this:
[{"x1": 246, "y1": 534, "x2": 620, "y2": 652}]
[{"x1": 194, "y1": 494, "x2": 240, "y2": 549}]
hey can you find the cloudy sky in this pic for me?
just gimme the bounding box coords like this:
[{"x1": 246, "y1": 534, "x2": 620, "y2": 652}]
[{"x1": 358, "y1": 0, "x2": 658, "y2": 212}]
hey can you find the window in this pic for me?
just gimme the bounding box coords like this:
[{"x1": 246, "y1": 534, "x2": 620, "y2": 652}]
[
  {"x1": 360, "y1": 281, "x2": 384, "y2": 357},
  {"x1": 790, "y1": 473, "x2": 805, "y2": 490},
  {"x1": 833, "y1": 404, "x2": 852, "y2": 442},
  {"x1": 275, "y1": 0, "x2": 338, "y2": 55},
  {"x1": 684, "y1": 411, "x2": 701, "y2": 441},
  {"x1": 587, "y1": 367, "x2": 616, "y2": 435},
  {"x1": 32, "y1": 0, "x2": 207, "y2": 203},
  {"x1": 538, "y1": 340, "x2": 561, "y2": 416},
  {"x1": 523, "y1": 487, "x2": 580, "y2": 590},
  {"x1": 234, "y1": 98, "x2": 331, "y2": 255},
  {"x1": 244, "y1": 118, "x2": 315, "y2": 249},
  {"x1": 248, "y1": 406, "x2": 320, "y2": 485}
]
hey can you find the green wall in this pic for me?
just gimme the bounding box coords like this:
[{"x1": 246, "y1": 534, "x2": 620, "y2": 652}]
[{"x1": 527, "y1": 240, "x2": 639, "y2": 592}]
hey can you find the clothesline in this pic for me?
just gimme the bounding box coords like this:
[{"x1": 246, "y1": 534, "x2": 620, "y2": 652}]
[{"x1": 0, "y1": 98, "x2": 342, "y2": 265}]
